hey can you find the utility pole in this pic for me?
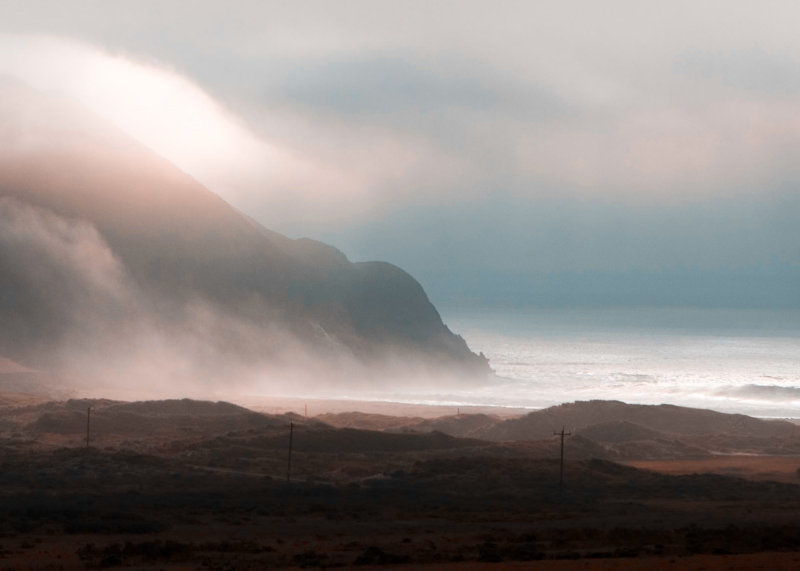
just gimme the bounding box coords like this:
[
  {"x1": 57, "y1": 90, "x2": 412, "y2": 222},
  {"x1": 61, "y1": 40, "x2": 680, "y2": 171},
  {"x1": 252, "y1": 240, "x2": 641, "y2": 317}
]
[
  {"x1": 554, "y1": 425, "x2": 571, "y2": 495},
  {"x1": 286, "y1": 421, "x2": 294, "y2": 483},
  {"x1": 86, "y1": 406, "x2": 91, "y2": 448}
]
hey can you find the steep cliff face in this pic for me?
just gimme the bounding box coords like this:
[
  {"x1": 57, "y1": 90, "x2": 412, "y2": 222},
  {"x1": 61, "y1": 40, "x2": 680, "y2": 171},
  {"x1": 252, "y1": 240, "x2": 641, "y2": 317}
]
[{"x1": 0, "y1": 82, "x2": 488, "y2": 389}]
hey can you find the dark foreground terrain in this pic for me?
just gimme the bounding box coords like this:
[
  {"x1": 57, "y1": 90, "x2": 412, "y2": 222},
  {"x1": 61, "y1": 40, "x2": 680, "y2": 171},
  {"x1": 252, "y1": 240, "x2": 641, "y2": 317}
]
[{"x1": 3, "y1": 396, "x2": 800, "y2": 569}]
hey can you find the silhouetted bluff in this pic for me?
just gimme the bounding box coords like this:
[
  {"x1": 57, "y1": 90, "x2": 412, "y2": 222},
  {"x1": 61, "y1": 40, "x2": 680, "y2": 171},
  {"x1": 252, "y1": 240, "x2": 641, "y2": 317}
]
[{"x1": 0, "y1": 82, "x2": 488, "y2": 385}]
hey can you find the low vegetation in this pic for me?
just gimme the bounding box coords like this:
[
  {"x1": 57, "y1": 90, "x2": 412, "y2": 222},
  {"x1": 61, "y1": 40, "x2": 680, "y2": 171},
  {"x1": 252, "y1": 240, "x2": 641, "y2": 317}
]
[{"x1": 3, "y1": 397, "x2": 800, "y2": 568}]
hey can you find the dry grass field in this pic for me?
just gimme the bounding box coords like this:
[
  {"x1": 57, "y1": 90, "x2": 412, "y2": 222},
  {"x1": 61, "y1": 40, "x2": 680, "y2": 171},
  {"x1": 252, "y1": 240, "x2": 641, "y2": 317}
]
[
  {"x1": 4, "y1": 396, "x2": 800, "y2": 569},
  {"x1": 626, "y1": 456, "x2": 800, "y2": 484}
]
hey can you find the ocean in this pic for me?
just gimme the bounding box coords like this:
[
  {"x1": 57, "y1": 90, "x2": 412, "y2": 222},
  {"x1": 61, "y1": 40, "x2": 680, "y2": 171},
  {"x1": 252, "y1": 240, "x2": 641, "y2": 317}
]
[{"x1": 423, "y1": 307, "x2": 800, "y2": 418}]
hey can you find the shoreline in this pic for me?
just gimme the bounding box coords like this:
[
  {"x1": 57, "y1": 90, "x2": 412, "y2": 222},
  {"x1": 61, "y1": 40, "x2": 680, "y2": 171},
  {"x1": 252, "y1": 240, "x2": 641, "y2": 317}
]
[
  {"x1": 233, "y1": 394, "x2": 531, "y2": 419},
  {"x1": 4, "y1": 383, "x2": 799, "y2": 424}
]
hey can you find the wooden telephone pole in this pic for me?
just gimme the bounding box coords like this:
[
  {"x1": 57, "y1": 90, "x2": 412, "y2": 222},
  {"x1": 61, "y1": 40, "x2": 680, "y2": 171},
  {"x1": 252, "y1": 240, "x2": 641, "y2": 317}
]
[
  {"x1": 286, "y1": 421, "x2": 294, "y2": 483},
  {"x1": 86, "y1": 406, "x2": 91, "y2": 448},
  {"x1": 554, "y1": 425, "x2": 571, "y2": 495}
]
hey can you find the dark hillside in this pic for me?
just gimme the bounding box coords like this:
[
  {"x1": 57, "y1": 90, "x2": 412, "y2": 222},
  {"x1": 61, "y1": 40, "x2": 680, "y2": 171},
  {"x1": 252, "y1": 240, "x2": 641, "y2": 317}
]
[{"x1": 0, "y1": 82, "x2": 488, "y2": 386}]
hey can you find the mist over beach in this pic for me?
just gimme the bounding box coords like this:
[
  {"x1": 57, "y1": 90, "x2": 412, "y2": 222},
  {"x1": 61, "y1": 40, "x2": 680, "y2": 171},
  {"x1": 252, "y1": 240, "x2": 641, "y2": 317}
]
[{"x1": 439, "y1": 307, "x2": 800, "y2": 417}]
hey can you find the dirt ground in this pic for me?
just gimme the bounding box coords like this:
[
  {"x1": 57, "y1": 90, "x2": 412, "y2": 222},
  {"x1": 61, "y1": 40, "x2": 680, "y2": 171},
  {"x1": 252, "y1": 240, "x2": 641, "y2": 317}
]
[
  {"x1": 361, "y1": 552, "x2": 800, "y2": 570},
  {"x1": 625, "y1": 456, "x2": 800, "y2": 484}
]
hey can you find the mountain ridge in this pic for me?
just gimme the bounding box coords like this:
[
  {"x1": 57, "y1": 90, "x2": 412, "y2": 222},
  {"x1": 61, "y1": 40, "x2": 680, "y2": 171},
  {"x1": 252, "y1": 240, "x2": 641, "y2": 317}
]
[{"x1": 0, "y1": 81, "x2": 488, "y2": 392}]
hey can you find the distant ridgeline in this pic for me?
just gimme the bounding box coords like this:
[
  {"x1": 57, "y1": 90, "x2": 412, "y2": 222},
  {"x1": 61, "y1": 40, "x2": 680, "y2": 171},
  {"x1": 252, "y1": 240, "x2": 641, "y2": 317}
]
[{"x1": 0, "y1": 82, "x2": 488, "y2": 388}]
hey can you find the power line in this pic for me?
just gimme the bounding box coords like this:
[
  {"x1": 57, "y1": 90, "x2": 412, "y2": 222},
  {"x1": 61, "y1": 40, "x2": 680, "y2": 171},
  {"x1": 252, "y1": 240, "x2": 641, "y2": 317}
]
[
  {"x1": 86, "y1": 406, "x2": 91, "y2": 448},
  {"x1": 286, "y1": 421, "x2": 294, "y2": 483},
  {"x1": 553, "y1": 425, "x2": 571, "y2": 496}
]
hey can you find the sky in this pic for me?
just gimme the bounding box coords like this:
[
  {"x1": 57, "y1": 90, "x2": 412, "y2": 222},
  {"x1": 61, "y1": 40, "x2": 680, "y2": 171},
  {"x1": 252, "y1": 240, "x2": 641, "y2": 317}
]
[{"x1": 0, "y1": 1, "x2": 798, "y2": 308}]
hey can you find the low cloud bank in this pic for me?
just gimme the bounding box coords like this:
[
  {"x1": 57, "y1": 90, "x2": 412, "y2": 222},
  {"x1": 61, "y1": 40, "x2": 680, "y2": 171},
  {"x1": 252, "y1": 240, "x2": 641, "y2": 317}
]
[
  {"x1": 0, "y1": 197, "x2": 479, "y2": 400},
  {"x1": 721, "y1": 384, "x2": 800, "y2": 402}
]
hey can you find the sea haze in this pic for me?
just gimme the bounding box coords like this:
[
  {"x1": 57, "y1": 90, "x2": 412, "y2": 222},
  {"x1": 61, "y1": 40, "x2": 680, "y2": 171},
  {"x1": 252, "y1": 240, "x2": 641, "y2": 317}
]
[{"x1": 377, "y1": 307, "x2": 800, "y2": 419}]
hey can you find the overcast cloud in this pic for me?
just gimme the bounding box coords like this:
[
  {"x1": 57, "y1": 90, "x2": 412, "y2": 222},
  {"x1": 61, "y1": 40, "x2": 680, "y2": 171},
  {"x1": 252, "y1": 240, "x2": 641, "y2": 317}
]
[{"x1": 0, "y1": 1, "x2": 798, "y2": 307}]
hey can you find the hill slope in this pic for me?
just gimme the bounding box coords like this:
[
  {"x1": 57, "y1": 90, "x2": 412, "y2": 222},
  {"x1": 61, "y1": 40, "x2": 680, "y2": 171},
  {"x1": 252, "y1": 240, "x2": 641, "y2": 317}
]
[
  {"x1": 477, "y1": 400, "x2": 796, "y2": 441},
  {"x1": 0, "y1": 81, "x2": 488, "y2": 392}
]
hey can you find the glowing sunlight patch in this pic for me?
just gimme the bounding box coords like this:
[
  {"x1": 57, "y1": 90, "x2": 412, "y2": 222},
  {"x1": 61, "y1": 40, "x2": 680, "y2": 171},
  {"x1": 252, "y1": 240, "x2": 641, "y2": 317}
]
[{"x1": 0, "y1": 35, "x2": 279, "y2": 193}]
